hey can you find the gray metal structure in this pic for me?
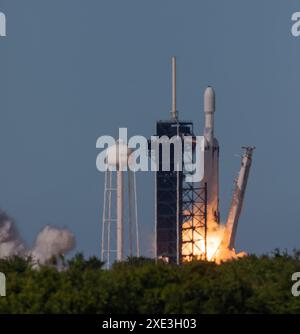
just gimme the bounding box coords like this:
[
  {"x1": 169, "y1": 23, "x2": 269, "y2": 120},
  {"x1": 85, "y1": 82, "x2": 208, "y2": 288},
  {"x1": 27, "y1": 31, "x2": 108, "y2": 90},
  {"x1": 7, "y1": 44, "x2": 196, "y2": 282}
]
[{"x1": 152, "y1": 57, "x2": 208, "y2": 264}]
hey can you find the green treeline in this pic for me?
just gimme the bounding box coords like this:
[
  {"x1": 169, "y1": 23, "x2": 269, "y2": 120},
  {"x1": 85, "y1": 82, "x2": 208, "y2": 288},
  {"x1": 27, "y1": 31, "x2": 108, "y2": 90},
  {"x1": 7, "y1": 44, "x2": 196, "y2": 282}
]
[{"x1": 0, "y1": 251, "x2": 300, "y2": 314}]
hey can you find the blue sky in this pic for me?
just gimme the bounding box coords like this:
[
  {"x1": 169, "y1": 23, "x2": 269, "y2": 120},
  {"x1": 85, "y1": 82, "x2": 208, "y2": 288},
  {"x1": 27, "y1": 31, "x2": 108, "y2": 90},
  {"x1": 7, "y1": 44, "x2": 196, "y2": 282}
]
[{"x1": 0, "y1": 0, "x2": 300, "y2": 257}]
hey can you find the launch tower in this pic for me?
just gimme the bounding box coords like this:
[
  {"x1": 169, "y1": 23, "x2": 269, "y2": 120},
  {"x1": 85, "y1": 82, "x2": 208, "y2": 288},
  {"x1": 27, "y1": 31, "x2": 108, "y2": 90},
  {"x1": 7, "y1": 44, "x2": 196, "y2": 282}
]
[{"x1": 152, "y1": 57, "x2": 208, "y2": 264}]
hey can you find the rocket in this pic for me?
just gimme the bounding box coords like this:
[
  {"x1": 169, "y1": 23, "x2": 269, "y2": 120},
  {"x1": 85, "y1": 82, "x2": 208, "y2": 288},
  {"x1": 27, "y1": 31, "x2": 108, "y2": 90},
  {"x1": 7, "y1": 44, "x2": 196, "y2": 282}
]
[
  {"x1": 201, "y1": 86, "x2": 220, "y2": 224},
  {"x1": 221, "y1": 146, "x2": 255, "y2": 250},
  {"x1": 201, "y1": 86, "x2": 255, "y2": 254}
]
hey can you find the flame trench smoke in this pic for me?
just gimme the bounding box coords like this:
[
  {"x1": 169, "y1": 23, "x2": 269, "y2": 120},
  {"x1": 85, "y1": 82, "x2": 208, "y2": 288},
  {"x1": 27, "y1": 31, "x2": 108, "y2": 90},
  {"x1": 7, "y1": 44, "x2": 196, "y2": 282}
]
[
  {"x1": 0, "y1": 211, "x2": 75, "y2": 265},
  {"x1": 0, "y1": 211, "x2": 25, "y2": 258}
]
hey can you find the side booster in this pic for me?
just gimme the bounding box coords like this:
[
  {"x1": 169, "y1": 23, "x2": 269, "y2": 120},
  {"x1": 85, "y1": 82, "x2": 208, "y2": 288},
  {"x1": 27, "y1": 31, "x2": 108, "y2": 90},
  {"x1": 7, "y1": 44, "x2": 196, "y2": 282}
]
[
  {"x1": 221, "y1": 146, "x2": 255, "y2": 250},
  {"x1": 202, "y1": 86, "x2": 220, "y2": 224}
]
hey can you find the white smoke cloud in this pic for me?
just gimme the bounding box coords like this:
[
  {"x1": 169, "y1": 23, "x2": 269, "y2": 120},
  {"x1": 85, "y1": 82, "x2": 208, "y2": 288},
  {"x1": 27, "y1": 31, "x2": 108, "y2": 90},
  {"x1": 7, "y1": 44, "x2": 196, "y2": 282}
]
[
  {"x1": 31, "y1": 225, "x2": 75, "y2": 265},
  {"x1": 0, "y1": 211, "x2": 25, "y2": 258},
  {"x1": 0, "y1": 210, "x2": 76, "y2": 266}
]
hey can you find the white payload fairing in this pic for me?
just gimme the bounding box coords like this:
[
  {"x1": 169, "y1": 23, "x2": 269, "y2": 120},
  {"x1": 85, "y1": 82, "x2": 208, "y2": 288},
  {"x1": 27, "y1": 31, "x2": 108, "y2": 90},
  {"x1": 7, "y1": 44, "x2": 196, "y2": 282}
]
[{"x1": 201, "y1": 86, "x2": 220, "y2": 225}]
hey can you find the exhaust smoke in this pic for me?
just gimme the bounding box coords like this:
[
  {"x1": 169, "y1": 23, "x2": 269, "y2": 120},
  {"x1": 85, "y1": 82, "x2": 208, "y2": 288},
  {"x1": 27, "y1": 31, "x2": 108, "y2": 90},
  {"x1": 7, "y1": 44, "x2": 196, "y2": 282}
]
[
  {"x1": 0, "y1": 210, "x2": 75, "y2": 266},
  {"x1": 31, "y1": 225, "x2": 75, "y2": 264},
  {"x1": 0, "y1": 211, "x2": 25, "y2": 258}
]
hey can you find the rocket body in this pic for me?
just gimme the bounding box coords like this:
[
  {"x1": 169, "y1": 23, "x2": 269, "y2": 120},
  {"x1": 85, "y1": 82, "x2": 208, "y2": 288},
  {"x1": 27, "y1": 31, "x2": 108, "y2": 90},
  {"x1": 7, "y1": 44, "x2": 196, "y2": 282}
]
[
  {"x1": 201, "y1": 87, "x2": 220, "y2": 224},
  {"x1": 221, "y1": 147, "x2": 255, "y2": 250}
]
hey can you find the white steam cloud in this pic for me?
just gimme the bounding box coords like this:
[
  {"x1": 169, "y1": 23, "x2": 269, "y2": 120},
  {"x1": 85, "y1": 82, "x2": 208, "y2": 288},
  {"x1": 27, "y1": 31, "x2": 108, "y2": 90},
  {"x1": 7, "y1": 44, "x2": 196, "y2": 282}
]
[
  {"x1": 0, "y1": 210, "x2": 75, "y2": 266},
  {"x1": 0, "y1": 211, "x2": 25, "y2": 258},
  {"x1": 31, "y1": 225, "x2": 75, "y2": 264}
]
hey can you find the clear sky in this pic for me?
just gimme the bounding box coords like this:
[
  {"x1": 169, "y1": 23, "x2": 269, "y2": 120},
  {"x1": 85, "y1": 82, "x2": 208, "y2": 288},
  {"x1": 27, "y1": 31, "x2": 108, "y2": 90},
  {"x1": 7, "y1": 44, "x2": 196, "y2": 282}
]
[{"x1": 0, "y1": 0, "x2": 299, "y2": 258}]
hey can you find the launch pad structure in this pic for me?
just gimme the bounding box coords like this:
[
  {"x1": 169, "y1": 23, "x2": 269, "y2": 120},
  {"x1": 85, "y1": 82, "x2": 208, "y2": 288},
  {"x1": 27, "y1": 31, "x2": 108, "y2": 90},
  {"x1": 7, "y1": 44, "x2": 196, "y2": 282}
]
[
  {"x1": 100, "y1": 57, "x2": 254, "y2": 267},
  {"x1": 152, "y1": 57, "x2": 255, "y2": 264},
  {"x1": 153, "y1": 120, "x2": 209, "y2": 264},
  {"x1": 151, "y1": 57, "x2": 208, "y2": 264},
  {"x1": 182, "y1": 181, "x2": 208, "y2": 262}
]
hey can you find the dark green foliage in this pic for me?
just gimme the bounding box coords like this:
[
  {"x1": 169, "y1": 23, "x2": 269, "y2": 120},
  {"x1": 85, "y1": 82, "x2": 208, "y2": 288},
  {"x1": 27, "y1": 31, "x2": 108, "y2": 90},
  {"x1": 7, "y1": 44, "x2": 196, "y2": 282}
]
[{"x1": 1, "y1": 251, "x2": 300, "y2": 314}]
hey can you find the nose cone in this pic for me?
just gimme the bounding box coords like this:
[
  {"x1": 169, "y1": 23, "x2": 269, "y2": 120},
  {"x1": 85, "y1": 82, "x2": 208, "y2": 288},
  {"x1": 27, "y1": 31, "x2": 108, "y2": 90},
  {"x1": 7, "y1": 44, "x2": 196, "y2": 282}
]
[{"x1": 204, "y1": 86, "x2": 215, "y2": 113}]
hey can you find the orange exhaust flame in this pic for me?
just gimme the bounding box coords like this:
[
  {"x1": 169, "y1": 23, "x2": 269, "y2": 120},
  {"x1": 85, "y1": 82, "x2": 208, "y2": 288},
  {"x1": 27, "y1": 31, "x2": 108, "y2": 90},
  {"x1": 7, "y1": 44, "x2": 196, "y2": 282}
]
[{"x1": 182, "y1": 219, "x2": 246, "y2": 264}]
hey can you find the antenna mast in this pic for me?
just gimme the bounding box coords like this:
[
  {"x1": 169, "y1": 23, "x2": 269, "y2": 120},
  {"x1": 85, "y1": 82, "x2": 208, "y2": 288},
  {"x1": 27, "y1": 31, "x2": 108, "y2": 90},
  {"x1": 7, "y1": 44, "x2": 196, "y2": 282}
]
[{"x1": 171, "y1": 56, "x2": 178, "y2": 120}]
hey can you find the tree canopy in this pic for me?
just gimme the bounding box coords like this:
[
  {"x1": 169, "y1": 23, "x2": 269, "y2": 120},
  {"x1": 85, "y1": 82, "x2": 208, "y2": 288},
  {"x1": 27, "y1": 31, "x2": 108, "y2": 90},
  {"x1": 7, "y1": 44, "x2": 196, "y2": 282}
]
[{"x1": 0, "y1": 250, "x2": 300, "y2": 314}]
